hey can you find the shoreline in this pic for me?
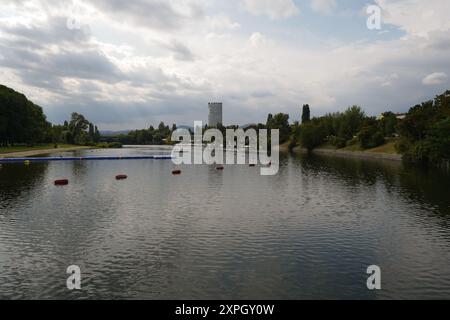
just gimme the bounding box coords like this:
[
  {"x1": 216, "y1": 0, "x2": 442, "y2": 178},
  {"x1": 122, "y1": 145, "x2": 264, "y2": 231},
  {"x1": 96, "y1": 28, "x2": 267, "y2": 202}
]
[
  {"x1": 292, "y1": 146, "x2": 403, "y2": 161},
  {"x1": 0, "y1": 146, "x2": 92, "y2": 158}
]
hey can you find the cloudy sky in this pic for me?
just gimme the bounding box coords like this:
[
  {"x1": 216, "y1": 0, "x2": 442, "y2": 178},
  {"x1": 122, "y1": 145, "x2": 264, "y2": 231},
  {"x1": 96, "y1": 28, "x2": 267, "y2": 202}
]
[{"x1": 1, "y1": 0, "x2": 449, "y2": 129}]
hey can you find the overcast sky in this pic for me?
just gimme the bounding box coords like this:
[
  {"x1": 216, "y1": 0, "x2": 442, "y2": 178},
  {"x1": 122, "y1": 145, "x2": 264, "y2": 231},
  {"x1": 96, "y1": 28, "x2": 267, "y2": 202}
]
[{"x1": 1, "y1": 0, "x2": 449, "y2": 129}]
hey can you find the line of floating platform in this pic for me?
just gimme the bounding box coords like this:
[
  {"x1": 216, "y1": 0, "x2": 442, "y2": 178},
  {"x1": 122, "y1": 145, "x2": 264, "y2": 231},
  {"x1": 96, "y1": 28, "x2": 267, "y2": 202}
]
[{"x1": 0, "y1": 155, "x2": 173, "y2": 163}]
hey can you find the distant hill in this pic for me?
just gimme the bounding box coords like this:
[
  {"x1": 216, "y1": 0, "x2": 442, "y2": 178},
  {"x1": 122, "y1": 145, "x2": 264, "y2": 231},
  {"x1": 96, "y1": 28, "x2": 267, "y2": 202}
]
[{"x1": 100, "y1": 130, "x2": 131, "y2": 136}]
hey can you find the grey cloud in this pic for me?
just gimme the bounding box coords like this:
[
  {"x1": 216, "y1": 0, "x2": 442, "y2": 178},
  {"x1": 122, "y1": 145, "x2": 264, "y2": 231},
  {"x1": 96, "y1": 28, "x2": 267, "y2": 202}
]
[
  {"x1": 45, "y1": 92, "x2": 208, "y2": 128},
  {"x1": 1, "y1": 16, "x2": 91, "y2": 45},
  {"x1": 91, "y1": 0, "x2": 204, "y2": 31},
  {"x1": 166, "y1": 40, "x2": 195, "y2": 61}
]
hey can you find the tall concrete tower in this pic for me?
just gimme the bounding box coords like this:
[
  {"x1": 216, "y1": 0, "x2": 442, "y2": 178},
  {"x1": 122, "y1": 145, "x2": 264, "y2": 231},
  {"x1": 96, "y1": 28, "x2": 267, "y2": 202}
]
[{"x1": 208, "y1": 102, "x2": 223, "y2": 127}]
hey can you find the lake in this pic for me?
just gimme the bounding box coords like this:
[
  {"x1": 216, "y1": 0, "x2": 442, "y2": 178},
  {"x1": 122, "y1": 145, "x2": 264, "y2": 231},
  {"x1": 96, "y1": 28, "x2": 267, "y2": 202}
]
[{"x1": 0, "y1": 147, "x2": 449, "y2": 299}]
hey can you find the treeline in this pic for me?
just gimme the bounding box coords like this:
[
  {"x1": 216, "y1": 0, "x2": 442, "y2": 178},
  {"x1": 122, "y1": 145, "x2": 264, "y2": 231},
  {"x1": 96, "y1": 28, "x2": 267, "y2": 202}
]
[
  {"x1": 0, "y1": 85, "x2": 52, "y2": 146},
  {"x1": 0, "y1": 84, "x2": 103, "y2": 147},
  {"x1": 396, "y1": 91, "x2": 450, "y2": 164},
  {"x1": 295, "y1": 105, "x2": 396, "y2": 151},
  {"x1": 52, "y1": 113, "x2": 101, "y2": 146},
  {"x1": 293, "y1": 90, "x2": 450, "y2": 165},
  {"x1": 115, "y1": 122, "x2": 177, "y2": 145}
]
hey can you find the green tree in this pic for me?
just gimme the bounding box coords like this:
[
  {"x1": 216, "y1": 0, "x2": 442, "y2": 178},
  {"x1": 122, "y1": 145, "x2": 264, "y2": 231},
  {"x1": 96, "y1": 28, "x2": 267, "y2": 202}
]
[
  {"x1": 267, "y1": 113, "x2": 291, "y2": 143},
  {"x1": 397, "y1": 90, "x2": 450, "y2": 164},
  {"x1": 338, "y1": 106, "x2": 366, "y2": 141},
  {"x1": 300, "y1": 121, "x2": 326, "y2": 151},
  {"x1": 68, "y1": 113, "x2": 90, "y2": 145}
]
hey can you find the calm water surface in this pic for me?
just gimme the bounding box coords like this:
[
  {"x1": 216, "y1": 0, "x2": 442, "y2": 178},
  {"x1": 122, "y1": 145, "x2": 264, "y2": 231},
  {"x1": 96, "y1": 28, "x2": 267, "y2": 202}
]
[{"x1": 0, "y1": 147, "x2": 449, "y2": 299}]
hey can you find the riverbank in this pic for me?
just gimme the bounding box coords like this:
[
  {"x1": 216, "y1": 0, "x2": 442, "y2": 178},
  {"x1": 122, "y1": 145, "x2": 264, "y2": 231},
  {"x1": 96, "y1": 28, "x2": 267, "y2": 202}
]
[
  {"x1": 0, "y1": 146, "x2": 92, "y2": 158},
  {"x1": 292, "y1": 145, "x2": 402, "y2": 161}
]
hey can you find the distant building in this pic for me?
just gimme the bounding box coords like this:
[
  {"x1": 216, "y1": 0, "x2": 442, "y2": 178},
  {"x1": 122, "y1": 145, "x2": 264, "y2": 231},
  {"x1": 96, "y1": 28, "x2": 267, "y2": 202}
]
[
  {"x1": 378, "y1": 112, "x2": 407, "y2": 120},
  {"x1": 208, "y1": 102, "x2": 223, "y2": 127}
]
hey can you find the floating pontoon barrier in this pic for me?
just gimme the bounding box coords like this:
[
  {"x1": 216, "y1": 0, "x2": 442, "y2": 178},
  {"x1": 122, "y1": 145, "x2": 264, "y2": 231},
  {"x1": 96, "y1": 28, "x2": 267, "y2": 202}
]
[
  {"x1": 116, "y1": 174, "x2": 128, "y2": 180},
  {"x1": 216, "y1": 166, "x2": 224, "y2": 171},
  {"x1": 249, "y1": 164, "x2": 256, "y2": 167},
  {"x1": 172, "y1": 169, "x2": 182, "y2": 175},
  {"x1": 0, "y1": 155, "x2": 173, "y2": 163}
]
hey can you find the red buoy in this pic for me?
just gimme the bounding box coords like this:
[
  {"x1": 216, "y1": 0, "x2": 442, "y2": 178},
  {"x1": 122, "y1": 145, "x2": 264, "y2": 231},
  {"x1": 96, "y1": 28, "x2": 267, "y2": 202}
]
[
  {"x1": 216, "y1": 166, "x2": 224, "y2": 170},
  {"x1": 116, "y1": 174, "x2": 128, "y2": 180},
  {"x1": 54, "y1": 179, "x2": 69, "y2": 186},
  {"x1": 172, "y1": 169, "x2": 182, "y2": 175}
]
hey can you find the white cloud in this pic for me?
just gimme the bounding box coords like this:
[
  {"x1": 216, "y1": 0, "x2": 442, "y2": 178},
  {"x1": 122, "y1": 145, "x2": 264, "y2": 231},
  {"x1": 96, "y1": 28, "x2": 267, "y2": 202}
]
[
  {"x1": 249, "y1": 32, "x2": 267, "y2": 47},
  {"x1": 242, "y1": 0, "x2": 299, "y2": 20},
  {"x1": 422, "y1": 72, "x2": 448, "y2": 85},
  {"x1": 310, "y1": 0, "x2": 337, "y2": 15},
  {"x1": 207, "y1": 14, "x2": 240, "y2": 30},
  {"x1": 376, "y1": 0, "x2": 450, "y2": 37}
]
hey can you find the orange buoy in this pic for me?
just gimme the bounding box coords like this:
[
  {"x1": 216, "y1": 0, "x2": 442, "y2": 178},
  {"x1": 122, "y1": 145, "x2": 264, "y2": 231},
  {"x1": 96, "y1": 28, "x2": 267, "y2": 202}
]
[
  {"x1": 172, "y1": 169, "x2": 182, "y2": 175},
  {"x1": 54, "y1": 179, "x2": 69, "y2": 186},
  {"x1": 116, "y1": 174, "x2": 128, "y2": 180}
]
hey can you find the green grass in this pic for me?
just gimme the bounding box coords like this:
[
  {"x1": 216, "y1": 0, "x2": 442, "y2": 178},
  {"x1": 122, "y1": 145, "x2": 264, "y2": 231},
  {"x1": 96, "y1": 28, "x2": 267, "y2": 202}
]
[
  {"x1": 319, "y1": 138, "x2": 400, "y2": 155},
  {"x1": 366, "y1": 140, "x2": 399, "y2": 154},
  {"x1": 0, "y1": 144, "x2": 80, "y2": 154},
  {"x1": 341, "y1": 143, "x2": 364, "y2": 152}
]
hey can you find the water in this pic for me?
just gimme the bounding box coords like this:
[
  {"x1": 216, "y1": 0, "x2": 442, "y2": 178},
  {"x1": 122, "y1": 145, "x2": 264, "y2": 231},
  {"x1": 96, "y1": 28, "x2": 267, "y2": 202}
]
[{"x1": 0, "y1": 147, "x2": 449, "y2": 300}]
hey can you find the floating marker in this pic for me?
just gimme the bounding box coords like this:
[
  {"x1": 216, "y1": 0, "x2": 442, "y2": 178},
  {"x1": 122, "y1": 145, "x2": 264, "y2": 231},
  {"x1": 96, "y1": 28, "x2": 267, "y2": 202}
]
[
  {"x1": 116, "y1": 174, "x2": 128, "y2": 180},
  {"x1": 54, "y1": 179, "x2": 69, "y2": 186},
  {"x1": 24, "y1": 160, "x2": 30, "y2": 165}
]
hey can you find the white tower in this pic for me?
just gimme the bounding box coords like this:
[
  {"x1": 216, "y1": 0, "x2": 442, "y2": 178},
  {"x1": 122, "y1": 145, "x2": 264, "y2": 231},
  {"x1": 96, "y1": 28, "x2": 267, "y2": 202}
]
[{"x1": 208, "y1": 102, "x2": 223, "y2": 127}]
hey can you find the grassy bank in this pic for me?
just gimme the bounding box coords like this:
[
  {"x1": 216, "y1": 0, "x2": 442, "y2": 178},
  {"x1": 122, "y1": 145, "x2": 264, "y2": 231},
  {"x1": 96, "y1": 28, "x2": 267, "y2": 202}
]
[
  {"x1": 0, "y1": 144, "x2": 81, "y2": 154},
  {"x1": 0, "y1": 145, "x2": 93, "y2": 158},
  {"x1": 340, "y1": 139, "x2": 399, "y2": 154},
  {"x1": 290, "y1": 139, "x2": 402, "y2": 161}
]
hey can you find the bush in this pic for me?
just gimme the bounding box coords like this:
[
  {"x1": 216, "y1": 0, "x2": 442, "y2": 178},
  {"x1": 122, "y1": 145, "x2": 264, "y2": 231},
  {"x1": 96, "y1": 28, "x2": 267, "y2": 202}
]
[
  {"x1": 358, "y1": 125, "x2": 385, "y2": 149},
  {"x1": 328, "y1": 135, "x2": 347, "y2": 148},
  {"x1": 300, "y1": 122, "x2": 327, "y2": 151},
  {"x1": 346, "y1": 137, "x2": 359, "y2": 147}
]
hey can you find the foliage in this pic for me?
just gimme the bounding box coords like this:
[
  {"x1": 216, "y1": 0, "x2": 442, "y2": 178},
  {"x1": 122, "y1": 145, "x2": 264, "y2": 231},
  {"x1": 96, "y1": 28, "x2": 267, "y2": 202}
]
[
  {"x1": 358, "y1": 124, "x2": 385, "y2": 149},
  {"x1": 299, "y1": 120, "x2": 328, "y2": 151},
  {"x1": 0, "y1": 85, "x2": 101, "y2": 147},
  {"x1": 328, "y1": 135, "x2": 347, "y2": 148},
  {"x1": 0, "y1": 85, "x2": 51, "y2": 146},
  {"x1": 115, "y1": 122, "x2": 176, "y2": 145},
  {"x1": 267, "y1": 113, "x2": 291, "y2": 143},
  {"x1": 398, "y1": 90, "x2": 450, "y2": 164}
]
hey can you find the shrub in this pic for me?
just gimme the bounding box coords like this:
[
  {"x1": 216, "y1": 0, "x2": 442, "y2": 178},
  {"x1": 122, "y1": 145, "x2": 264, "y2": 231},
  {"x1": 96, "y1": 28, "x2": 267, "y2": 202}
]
[{"x1": 328, "y1": 135, "x2": 347, "y2": 148}]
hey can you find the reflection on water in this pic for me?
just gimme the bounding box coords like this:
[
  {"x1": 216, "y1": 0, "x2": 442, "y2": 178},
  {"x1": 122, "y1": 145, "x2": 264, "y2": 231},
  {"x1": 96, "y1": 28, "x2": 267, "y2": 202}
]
[{"x1": 0, "y1": 148, "x2": 449, "y2": 299}]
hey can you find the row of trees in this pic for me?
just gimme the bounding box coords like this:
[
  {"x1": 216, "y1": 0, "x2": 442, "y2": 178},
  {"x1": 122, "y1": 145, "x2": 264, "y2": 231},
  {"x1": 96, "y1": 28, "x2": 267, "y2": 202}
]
[
  {"x1": 52, "y1": 113, "x2": 101, "y2": 146},
  {"x1": 294, "y1": 90, "x2": 450, "y2": 165},
  {"x1": 396, "y1": 91, "x2": 450, "y2": 163},
  {"x1": 0, "y1": 85, "x2": 101, "y2": 147},
  {"x1": 296, "y1": 105, "x2": 393, "y2": 151},
  {"x1": 0, "y1": 85, "x2": 52, "y2": 146},
  {"x1": 116, "y1": 122, "x2": 177, "y2": 145}
]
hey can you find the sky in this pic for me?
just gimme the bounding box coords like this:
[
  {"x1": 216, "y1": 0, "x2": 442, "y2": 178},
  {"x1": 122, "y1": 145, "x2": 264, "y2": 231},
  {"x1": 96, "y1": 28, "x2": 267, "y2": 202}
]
[{"x1": 0, "y1": 0, "x2": 449, "y2": 130}]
